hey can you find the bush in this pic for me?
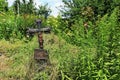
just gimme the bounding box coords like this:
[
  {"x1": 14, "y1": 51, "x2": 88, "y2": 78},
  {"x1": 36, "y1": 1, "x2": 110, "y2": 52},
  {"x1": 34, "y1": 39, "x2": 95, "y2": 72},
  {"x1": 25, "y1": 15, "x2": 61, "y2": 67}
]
[
  {"x1": 58, "y1": 7, "x2": 120, "y2": 80},
  {"x1": 0, "y1": 13, "x2": 40, "y2": 40}
]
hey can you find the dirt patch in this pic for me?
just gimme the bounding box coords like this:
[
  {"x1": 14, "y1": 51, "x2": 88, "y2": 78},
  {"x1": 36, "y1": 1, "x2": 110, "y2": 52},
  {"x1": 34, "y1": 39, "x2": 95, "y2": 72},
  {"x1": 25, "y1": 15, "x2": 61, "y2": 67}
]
[
  {"x1": 0, "y1": 55, "x2": 8, "y2": 70},
  {"x1": 0, "y1": 54, "x2": 9, "y2": 79}
]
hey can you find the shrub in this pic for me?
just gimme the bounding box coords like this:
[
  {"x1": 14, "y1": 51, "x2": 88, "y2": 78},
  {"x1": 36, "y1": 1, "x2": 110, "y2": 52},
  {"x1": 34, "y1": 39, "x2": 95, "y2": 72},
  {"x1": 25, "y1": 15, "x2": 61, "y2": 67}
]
[{"x1": 58, "y1": 7, "x2": 120, "y2": 80}]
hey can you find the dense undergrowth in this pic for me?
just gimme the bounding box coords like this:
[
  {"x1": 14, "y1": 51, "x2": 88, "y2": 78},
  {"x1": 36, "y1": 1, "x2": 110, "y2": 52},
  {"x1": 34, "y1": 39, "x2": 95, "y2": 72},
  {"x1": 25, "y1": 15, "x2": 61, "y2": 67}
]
[
  {"x1": 0, "y1": 6, "x2": 120, "y2": 80},
  {"x1": 57, "y1": 7, "x2": 120, "y2": 80}
]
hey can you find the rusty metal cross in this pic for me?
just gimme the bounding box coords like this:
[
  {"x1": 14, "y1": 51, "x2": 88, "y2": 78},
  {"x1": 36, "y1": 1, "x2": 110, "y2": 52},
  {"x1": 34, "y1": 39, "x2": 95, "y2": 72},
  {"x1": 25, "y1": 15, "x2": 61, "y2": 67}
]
[{"x1": 26, "y1": 19, "x2": 51, "y2": 62}]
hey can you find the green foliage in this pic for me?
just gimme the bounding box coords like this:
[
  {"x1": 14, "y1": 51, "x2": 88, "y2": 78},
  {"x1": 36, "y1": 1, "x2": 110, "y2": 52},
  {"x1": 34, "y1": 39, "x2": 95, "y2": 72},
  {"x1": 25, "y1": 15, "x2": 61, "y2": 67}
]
[
  {"x1": 13, "y1": 0, "x2": 51, "y2": 18},
  {"x1": 13, "y1": 0, "x2": 36, "y2": 15},
  {"x1": 0, "y1": 13, "x2": 39, "y2": 39},
  {"x1": 0, "y1": 0, "x2": 8, "y2": 12},
  {"x1": 0, "y1": 0, "x2": 120, "y2": 80},
  {"x1": 37, "y1": 4, "x2": 51, "y2": 19},
  {"x1": 0, "y1": 13, "x2": 15, "y2": 39},
  {"x1": 57, "y1": 7, "x2": 120, "y2": 80},
  {"x1": 61, "y1": 0, "x2": 120, "y2": 26}
]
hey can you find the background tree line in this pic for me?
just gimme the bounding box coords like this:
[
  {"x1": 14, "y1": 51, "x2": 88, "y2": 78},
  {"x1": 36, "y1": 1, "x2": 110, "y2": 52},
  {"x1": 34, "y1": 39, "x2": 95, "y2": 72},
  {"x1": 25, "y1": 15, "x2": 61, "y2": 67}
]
[
  {"x1": 0, "y1": 0, "x2": 51, "y2": 17},
  {"x1": 0, "y1": 0, "x2": 51, "y2": 39}
]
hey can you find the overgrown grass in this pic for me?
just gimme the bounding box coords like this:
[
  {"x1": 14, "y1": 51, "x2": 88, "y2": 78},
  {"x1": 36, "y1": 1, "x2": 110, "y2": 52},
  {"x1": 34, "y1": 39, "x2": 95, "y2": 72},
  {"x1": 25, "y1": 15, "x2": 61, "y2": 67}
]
[
  {"x1": 0, "y1": 7, "x2": 120, "y2": 80},
  {"x1": 0, "y1": 33, "x2": 80, "y2": 80},
  {"x1": 0, "y1": 37, "x2": 37, "y2": 79}
]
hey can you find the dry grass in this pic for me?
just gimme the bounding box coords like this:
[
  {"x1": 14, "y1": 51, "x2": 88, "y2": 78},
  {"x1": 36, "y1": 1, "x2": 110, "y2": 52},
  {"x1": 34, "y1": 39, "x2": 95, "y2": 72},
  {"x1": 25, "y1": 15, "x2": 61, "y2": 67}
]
[{"x1": 0, "y1": 33, "x2": 80, "y2": 79}]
